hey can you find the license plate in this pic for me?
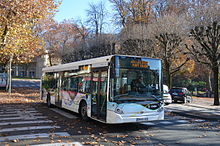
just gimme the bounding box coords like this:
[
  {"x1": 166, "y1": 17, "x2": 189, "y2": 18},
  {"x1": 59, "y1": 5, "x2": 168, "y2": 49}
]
[
  {"x1": 173, "y1": 93, "x2": 178, "y2": 95},
  {"x1": 136, "y1": 118, "x2": 148, "y2": 122}
]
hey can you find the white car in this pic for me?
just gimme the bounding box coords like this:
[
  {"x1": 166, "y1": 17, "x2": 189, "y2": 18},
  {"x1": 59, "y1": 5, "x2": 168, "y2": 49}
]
[{"x1": 163, "y1": 85, "x2": 172, "y2": 105}]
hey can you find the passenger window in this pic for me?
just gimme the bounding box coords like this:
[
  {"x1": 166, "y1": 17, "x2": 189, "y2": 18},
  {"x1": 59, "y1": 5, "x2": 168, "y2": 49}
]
[
  {"x1": 78, "y1": 74, "x2": 91, "y2": 93},
  {"x1": 70, "y1": 77, "x2": 78, "y2": 92}
]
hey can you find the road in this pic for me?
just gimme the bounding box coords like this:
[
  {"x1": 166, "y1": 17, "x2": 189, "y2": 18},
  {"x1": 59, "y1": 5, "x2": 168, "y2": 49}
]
[
  {"x1": 12, "y1": 79, "x2": 40, "y2": 89},
  {"x1": 1, "y1": 80, "x2": 219, "y2": 145},
  {"x1": 0, "y1": 103, "x2": 219, "y2": 146}
]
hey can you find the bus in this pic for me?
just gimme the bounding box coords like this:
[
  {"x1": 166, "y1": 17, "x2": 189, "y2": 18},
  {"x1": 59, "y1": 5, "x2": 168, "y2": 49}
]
[{"x1": 41, "y1": 55, "x2": 164, "y2": 124}]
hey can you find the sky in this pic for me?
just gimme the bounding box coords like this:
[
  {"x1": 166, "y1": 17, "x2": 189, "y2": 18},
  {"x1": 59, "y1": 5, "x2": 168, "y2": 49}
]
[{"x1": 54, "y1": 0, "x2": 111, "y2": 22}]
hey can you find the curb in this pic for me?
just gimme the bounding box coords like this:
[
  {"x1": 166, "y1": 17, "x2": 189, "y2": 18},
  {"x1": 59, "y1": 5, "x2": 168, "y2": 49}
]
[{"x1": 186, "y1": 104, "x2": 220, "y2": 111}]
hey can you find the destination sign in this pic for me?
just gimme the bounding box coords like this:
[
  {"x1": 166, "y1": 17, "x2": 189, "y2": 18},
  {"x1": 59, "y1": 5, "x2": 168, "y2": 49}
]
[{"x1": 130, "y1": 60, "x2": 149, "y2": 68}]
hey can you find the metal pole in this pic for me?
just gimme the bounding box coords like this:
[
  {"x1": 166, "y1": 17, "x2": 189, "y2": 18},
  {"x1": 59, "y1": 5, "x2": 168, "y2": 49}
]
[{"x1": 8, "y1": 54, "x2": 13, "y2": 96}]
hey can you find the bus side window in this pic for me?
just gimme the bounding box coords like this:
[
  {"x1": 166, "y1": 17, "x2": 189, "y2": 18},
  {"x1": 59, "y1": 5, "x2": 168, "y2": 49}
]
[
  {"x1": 77, "y1": 74, "x2": 91, "y2": 93},
  {"x1": 43, "y1": 72, "x2": 57, "y2": 90},
  {"x1": 62, "y1": 78, "x2": 68, "y2": 90},
  {"x1": 78, "y1": 76, "x2": 84, "y2": 93},
  {"x1": 70, "y1": 77, "x2": 78, "y2": 92},
  {"x1": 84, "y1": 75, "x2": 91, "y2": 93}
]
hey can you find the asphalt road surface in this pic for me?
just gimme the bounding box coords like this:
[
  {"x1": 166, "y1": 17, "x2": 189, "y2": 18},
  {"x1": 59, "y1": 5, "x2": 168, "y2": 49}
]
[
  {"x1": 12, "y1": 79, "x2": 40, "y2": 89},
  {"x1": 0, "y1": 103, "x2": 219, "y2": 146}
]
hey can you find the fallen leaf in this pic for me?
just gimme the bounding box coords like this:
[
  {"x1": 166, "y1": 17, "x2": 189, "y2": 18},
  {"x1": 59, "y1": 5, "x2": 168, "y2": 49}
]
[
  {"x1": 82, "y1": 142, "x2": 98, "y2": 145},
  {"x1": 57, "y1": 140, "x2": 62, "y2": 143},
  {"x1": 12, "y1": 139, "x2": 19, "y2": 143}
]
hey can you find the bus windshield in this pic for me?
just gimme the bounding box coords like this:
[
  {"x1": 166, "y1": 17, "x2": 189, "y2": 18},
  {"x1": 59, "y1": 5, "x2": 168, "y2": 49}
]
[{"x1": 110, "y1": 56, "x2": 162, "y2": 102}]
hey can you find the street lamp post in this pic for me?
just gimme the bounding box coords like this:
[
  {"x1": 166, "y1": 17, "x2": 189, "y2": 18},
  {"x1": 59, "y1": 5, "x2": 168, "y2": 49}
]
[{"x1": 8, "y1": 54, "x2": 13, "y2": 96}]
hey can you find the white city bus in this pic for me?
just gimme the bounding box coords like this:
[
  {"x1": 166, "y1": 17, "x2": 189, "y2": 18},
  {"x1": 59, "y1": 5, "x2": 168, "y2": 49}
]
[{"x1": 41, "y1": 55, "x2": 164, "y2": 124}]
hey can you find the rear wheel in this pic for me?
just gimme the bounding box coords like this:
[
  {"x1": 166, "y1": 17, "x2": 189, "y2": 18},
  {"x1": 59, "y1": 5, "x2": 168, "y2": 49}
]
[{"x1": 80, "y1": 101, "x2": 89, "y2": 121}]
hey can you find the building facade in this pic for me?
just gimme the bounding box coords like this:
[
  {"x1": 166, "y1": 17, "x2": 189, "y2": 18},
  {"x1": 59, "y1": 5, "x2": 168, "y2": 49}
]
[{"x1": 11, "y1": 56, "x2": 45, "y2": 79}]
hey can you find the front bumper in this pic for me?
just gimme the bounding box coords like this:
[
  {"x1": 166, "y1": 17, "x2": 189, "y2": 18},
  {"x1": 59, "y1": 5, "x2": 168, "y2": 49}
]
[
  {"x1": 163, "y1": 97, "x2": 172, "y2": 104},
  {"x1": 107, "y1": 109, "x2": 164, "y2": 124},
  {"x1": 172, "y1": 96, "x2": 184, "y2": 101}
]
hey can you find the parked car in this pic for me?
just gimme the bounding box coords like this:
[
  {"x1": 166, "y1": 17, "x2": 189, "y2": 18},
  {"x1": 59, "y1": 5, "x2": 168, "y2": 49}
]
[
  {"x1": 163, "y1": 85, "x2": 172, "y2": 105},
  {"x1": 0, "y1": 72, "x2": 7, "y2": 90},
  {"x1": 169, "y1": 87, "x2": 192, "y2": 103}
]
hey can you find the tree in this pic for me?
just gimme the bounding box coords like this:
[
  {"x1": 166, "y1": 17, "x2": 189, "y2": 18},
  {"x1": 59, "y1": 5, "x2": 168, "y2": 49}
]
[
  {"x1": 0, "y1": 0, "x2": 59, "y2": 93},
  {"x1": 154, "y1": 0, "x2": 189, "y2": 17},
  {"x1": 109, "y1": 0, "x2": 128, "y2": 27},
  {"x1": 0, "y1": 0, "x2": 59, "y2": 63},
  {"x1": 119, "y1": 38, "x2": 155, "y2": 57},
  {"x1": 62, "y1": 34, "x2": 116, "y2": 63},
  {"x1": 148, "y1": 13, "x2": 194, "y2": 88},
  {"x1": 43, "y1": 22, "x2": 61, "y2": 66},
  {"x1": 43, "y1": 19, "x2": 89, "y2": 65},
  {"x1": 186, "y1": 21, "x2": 220, "y2": 105},
  {"x1": 109, "y1": 0, "x2": 154, "y2": 27},
  {"x1": 110, "y1": 0, "x2": 155, "y2": 57},
  {"x1": 185, "y1": 1, "x2": 220, "y2": 105},
  {"x1": 155, "y1": 33, "x2": 194, "y2": 88},
  {"x1": 86, "y1": 1, "x2": 107, "y2": 36}
]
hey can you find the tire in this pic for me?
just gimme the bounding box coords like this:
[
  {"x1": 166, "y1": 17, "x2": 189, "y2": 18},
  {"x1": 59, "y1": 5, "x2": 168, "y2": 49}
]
[
  {"x1": 80, "y1": 101, "x2": 89, "y2": 121},
  {"x1": 183, "y1": 97, "x2": 187, "y2": 104},
  {"x1": 46, "y1": 95, "x2": 52, "y2": 108},
  {"x1": 187, "y1": 96, "x2": 192, "y2": 103}
]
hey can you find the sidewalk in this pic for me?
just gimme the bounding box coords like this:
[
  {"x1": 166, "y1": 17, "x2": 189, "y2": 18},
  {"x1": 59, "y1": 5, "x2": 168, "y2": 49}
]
[
  {"x1": 166, "y1": 96, "x2": 220, "y2": 121},
  {"x1": 190, "y1": 96, "x2": 220, "y2": 109},
  {"x1": 12, "y1": 78, "x2": 40, "y2": 82}
]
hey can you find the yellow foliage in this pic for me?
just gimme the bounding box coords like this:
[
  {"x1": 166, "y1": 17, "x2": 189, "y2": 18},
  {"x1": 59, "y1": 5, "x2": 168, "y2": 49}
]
[
  {"x1": 171, "y1": 54, "x2": 195, "y2": 74},
  {"x1": 0, "y1": 0, "x2": 60, "y2": 64}
]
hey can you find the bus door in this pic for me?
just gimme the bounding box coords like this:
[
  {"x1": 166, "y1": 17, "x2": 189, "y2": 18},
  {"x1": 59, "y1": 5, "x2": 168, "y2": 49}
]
[
  {"x1": 54, "y1": 73, "x2": 61, "y2": 107},
  {"x1": 91, "y1": 69, "x2": 108, "y2": 121}
]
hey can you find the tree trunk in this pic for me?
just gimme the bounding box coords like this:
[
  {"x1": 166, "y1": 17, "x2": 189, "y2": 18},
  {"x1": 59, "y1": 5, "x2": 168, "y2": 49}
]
[
  {"x1": 48, "y1": 53, "x2": 52, "y2": 66},
  {"x1": 208, "y1": 70, "x2": 212, "y2": 93},
  {"x1": 164, "y1": 60, "x2": 172, "y2": 89},
  {"x1": 212, "y1": 65, "x2": 219, "y2": 105}
]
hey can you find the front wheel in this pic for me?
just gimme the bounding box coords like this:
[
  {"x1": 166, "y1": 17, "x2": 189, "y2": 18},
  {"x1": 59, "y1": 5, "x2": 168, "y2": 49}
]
[{"x1": 80, "y1": 101, "x2": 89, "y2": 121}]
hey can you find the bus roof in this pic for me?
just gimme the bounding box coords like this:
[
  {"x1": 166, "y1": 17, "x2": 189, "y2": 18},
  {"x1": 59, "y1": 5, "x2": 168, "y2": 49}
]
[{"x1": 42, "y1": 54, "x2": 161, "y2": 73}]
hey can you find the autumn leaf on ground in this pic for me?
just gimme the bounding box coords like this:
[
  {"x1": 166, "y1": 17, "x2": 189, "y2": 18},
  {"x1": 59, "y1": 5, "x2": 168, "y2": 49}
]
[
  {"x1": 134, "y1": 136, "x2": 141, "y2": 140},
  {"x1": 11, "y1": 139, "x2": 19, "y2": 143},
  {"x1": 82, "y1": 141, "x2": 98, "y2": 145},
  {"x1": 57, "y1": 140, "x2": 62, "y2": 143}
]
